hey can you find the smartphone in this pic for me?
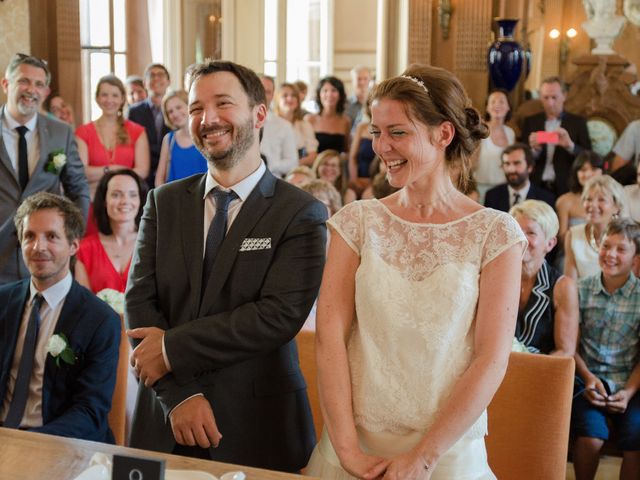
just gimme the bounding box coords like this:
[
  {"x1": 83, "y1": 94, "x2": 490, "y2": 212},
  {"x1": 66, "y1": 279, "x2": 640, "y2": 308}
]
[{"x1": 536, "y1": 131, "x2": 559, "y2": 145}]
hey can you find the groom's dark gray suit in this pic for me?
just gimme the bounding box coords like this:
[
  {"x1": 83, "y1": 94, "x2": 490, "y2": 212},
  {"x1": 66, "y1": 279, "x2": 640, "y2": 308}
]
[
  {"x1": 125, "y1": 168, "x2": 327, "y2": 472},
  {"x1": 0, "y1": 108, "x2": 89, "y2": 283}
]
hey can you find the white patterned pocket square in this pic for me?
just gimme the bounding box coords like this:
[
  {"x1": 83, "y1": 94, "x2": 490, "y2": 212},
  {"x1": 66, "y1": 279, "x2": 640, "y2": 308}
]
[{"x1": 239, "y1": 237, "x2": 272, "y2": 252}]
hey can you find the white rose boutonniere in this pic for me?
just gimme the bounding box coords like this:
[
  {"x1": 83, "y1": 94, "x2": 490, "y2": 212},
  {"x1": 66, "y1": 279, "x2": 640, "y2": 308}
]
[
  {"x1": 96, "y1": 288, "x2": 124, "y2": 315},
  {"x1": 45, "y1": 149, "x2": 67, "y2": 175},
  {"x1": 46, "y1": 333, "x2": 76, "y2": 366}
]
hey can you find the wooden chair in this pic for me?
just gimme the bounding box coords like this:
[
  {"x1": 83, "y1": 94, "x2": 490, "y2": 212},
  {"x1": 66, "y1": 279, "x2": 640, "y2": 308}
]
[
  {"x1": 296, "y1": 330, "x2": 323, "y2": 441},
  {"x1": 108, "y1": 314, "x2": 130, "y2": 446},
  {"x1": 486, "y1": 352, "x2": 575, "y2": 480}
]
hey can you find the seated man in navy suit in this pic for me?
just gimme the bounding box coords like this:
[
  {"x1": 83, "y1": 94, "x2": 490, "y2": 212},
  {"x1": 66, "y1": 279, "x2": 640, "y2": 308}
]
[
  {"x1": 0, "y1": 192, "x2": 120, "y2": 442},
  {"x1": 485, "y1": 143, "x2": 556, "y2": 212}
]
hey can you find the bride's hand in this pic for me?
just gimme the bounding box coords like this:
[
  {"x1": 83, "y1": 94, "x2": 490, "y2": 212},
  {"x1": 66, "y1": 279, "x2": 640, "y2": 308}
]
[
  {"x1": 380, "y1": 450, "x2": 434, "y2": 480},
  {"x1": 339, "y1": 449, "x2": 389, "y2": 479}
]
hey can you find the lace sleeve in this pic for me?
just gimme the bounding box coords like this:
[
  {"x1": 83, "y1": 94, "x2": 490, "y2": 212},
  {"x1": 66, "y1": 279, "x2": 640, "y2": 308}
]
[
  {"x1": 481, "y1": 211, "x2": 527, "y2": 268},
  {"x1": 327, "y1": 201, "x2": 363, "y2": 255}
]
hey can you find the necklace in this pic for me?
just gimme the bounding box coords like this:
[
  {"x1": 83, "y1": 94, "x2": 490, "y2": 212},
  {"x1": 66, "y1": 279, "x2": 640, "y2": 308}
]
[
  {"x1": 411, "y1": 188, "x2": 457, "y2": 209},
  {"x1": 587, "y1": 224, "x2": 601, "y2": 252}
]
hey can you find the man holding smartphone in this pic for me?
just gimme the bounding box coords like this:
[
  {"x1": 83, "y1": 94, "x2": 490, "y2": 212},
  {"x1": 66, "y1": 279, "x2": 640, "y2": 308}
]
[{"x1": 520, "y1": 76, "x2": 591, "y2": 196}]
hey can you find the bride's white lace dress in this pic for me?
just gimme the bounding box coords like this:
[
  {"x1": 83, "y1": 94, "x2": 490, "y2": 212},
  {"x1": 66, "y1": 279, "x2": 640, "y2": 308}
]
[{"x1": 306, "y1": 199, "x2": 526, "y2": 479}]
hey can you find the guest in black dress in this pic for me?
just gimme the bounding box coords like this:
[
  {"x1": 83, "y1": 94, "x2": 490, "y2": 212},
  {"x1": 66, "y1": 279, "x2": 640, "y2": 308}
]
[{"x1": 306, "y1": 76, "x2": 351, "y2": 154}]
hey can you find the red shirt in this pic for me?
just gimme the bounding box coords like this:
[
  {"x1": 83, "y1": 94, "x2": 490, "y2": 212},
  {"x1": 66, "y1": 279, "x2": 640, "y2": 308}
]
[{"x1": 77, "y1": 234, "x2": 131, "y2": 294}]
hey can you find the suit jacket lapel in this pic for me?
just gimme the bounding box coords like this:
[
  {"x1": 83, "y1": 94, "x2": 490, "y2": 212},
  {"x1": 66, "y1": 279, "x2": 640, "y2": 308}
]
[
  {"x1": 42, "y1": 281, "x2": 83, "y2": 415},
  {"x1": 0, "y1": 281, "x2": 29, "y2": 401},
  {"x1": 182, "y1": 176, "x2": 206, "y2": 320},
  {"x1": 144, "y1": 103, "x2": 158, "y2": 140},
  {"x1": 0, "y1": 106, "x2": 20, "y2": 186},
  {"x1": 500, "y1": 185, "x2": 510, "y2": 212},
  {"x1": 199, "y1": 170, "x2": 277, "y2": 315},
  {"x1": 26, "y1": 114, "x2": 52, "y2": 196}
]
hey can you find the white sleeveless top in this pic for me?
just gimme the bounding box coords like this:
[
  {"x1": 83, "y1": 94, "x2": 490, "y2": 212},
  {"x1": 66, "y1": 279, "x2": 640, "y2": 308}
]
[
  {"x1": 569, "y1": 224, "x2": 600, "y2": 279},
  {"x1": 474, "y1": 126, "x2": 515, "y2": 186},
  {"x1": 328, "y1": 200, "x2": 526, "y2": 439}
]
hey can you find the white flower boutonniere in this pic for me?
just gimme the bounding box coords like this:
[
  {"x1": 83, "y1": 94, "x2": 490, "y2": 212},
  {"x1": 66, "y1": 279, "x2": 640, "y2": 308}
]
[
  {"x1": 96, "y1": 288, "x2": 124, "y2": 315},
  {"x1": 46, "y1": 333, "x2": 76, "y2": 366},
  {"x1": 45, "y1": 149, "x2": 67, "y2": 175}
]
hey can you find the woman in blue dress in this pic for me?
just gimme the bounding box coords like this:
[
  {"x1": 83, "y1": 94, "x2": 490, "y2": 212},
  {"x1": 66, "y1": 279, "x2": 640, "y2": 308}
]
[{"x1": 155, "y1": 89, "x2": 207, "y2": 186}]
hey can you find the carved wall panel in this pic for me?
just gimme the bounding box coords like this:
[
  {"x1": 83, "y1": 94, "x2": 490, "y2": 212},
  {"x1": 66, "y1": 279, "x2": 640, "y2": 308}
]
[
  {"x1": 455, "y1": 0, "x2": 491, "y2": 72},
  {"x1": 408, "y1": 0, "x2": 432, "y2": 66}
]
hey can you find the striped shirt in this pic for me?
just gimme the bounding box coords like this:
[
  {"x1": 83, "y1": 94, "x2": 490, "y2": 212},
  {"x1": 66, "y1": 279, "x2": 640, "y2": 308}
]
[{"x1": 578, "y1": 273, "x2": 640, "y2": 392}]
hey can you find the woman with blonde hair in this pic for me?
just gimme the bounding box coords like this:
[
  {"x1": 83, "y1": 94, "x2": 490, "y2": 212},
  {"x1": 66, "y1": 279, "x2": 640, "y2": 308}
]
[
  {"x1": 301, "y1": 179, "x2": 343, "y2": 216},
  {"x1": 509, "y1": 200, "x2": 578, "y2": 356},
  {"x1": 76, "y1": 74, "x2": 149, "y2": 199},
  {"x1": 275, "y1": 82, "x2": 318, "y2": 166},
  {"x1": 154, "y1": 89, "x2": 207, "y2": 186},
  {"x1": 307, "y1": 64, "x2": 525, "y2": 479},
  {"x1": 285, "y1": 165, "x2": 315, "y2": 187},
  {"x1": 564, "y1": 175, "x2": 628, "y2": 280},
  {"x1": 312, "y1": 149, "x2": 356, "y2": 204}
]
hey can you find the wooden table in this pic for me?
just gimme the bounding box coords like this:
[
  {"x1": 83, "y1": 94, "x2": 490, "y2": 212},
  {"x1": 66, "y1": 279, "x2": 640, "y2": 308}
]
[{"x1": 0, "y1": 428, "x2": 317, "y2": 480}]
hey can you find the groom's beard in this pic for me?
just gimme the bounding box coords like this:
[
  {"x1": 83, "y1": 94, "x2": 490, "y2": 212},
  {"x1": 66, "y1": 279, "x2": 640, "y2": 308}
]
[{"x1": 195, "y1": 117, "x2": 256, "y2": 171}]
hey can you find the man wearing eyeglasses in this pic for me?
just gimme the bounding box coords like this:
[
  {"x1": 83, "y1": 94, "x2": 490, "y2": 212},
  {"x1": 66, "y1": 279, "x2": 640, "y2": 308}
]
[{"x1": 0, "y1": 53, "x2": 89, "y2": 284}]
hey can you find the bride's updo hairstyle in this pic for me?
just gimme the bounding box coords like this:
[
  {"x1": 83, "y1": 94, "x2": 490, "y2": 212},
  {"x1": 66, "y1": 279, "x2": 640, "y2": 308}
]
[{"x1": 367, "y1": 64, "x2": 488, "y2": 178}]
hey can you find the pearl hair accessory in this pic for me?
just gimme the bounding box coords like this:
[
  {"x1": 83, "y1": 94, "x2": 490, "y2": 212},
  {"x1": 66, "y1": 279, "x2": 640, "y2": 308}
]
[{"x1": 401, "y1": 75, "x2": 429, "y2": 94}]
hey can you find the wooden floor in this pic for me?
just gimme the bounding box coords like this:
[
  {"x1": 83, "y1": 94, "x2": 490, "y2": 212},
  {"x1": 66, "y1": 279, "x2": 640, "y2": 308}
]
[{"x1": 566, "y1": 457, "x2": 622, "y2": 479}]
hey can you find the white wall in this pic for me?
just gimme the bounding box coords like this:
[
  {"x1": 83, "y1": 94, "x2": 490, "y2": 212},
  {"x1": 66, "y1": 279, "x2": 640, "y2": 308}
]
[{"x1": 333, "y1": 0, "x2": 377, "y2": 92}]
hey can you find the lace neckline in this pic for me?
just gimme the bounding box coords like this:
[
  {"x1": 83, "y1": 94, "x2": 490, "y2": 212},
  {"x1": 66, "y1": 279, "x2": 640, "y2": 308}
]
[{"x1": 372, "y1": 199, "x2": 486, "y2": 227}]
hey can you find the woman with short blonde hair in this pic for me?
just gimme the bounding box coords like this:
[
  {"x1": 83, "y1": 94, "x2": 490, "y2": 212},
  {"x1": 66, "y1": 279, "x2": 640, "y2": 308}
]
[{"x1": 510, "y1": 200, "x2": 578, "y2": 356}]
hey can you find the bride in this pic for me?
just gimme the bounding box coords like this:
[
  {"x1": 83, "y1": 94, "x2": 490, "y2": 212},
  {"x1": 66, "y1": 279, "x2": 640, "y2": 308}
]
[{"x1": 306, "y1": 65, "x2": 526, "y2": 479}]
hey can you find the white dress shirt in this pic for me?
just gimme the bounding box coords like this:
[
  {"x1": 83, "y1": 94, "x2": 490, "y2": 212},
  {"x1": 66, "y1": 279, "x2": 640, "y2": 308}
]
[
  {"x1": 0, "y1": 273, "x2": 72, "y2": 428},
  {"x1": 541, "y1": 117, "x2": 561, "y2": 182},
  {"x1": 507, "y1": 182, "x2": 531, "y2": 207},
  {"x1": 259, "y1": 112, "x2": 298, "y2": 178},
  {"x1": 202, "y1": 159, "x2": 267, "y2": 247},
  {"x1": 1, "y1": 107, "x2": 40, "y2": 179}
]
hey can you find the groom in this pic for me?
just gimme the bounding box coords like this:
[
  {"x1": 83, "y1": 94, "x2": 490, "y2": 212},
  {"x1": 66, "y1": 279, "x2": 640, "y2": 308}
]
[{"x1": 125, "y1": 60, "x2": 327, "y2": 472}]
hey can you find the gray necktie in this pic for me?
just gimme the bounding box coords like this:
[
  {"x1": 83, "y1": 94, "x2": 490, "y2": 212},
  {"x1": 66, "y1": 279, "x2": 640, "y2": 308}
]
[
  {"x1": 4, "y1": 294, "x2": 44, "y2": 428},
  {"x1": 201, "y1": 189, "x2": 237, "y2": 298}
]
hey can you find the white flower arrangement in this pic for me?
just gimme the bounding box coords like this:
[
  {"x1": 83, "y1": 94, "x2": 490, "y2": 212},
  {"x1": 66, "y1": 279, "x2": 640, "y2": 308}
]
[
  {"x1": 45, "y1": 149, "x2": 67, "y2": 174},
  {"x1": 96, "y1": 288, "x2": 125, "y2": 315},
  {"x1": 46, "y1": 333, "x2": 76, "y2": 366}
]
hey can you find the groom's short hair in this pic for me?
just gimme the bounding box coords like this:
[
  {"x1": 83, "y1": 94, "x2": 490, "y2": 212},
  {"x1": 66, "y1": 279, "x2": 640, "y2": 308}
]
[{"x1": 189, "y1": 60, "x2": 267, "y2": 108}]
